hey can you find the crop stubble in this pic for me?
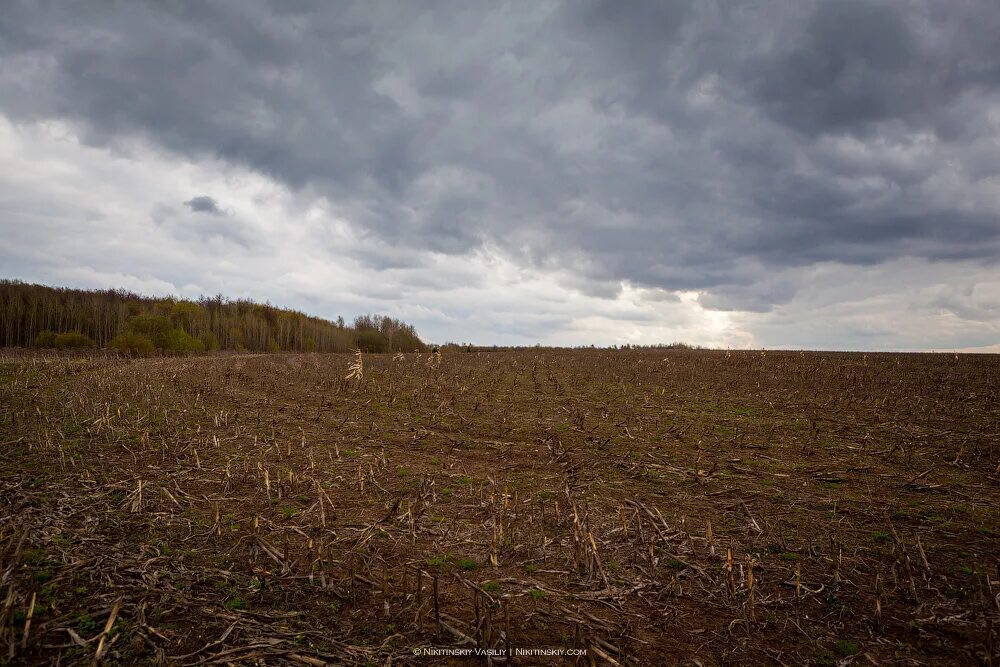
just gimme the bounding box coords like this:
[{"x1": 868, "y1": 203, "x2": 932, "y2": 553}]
[{"x1": 1, "y1": 349, "x2": 998, "y2": 664}]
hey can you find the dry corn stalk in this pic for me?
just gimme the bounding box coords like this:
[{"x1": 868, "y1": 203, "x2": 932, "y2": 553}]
[
  {"x1": 345, "y1": 349, "x2": 364, "y2": 381},
  {"x1": 726, "y1": 547, "x2": 735, "y2": 597},
  {"x1": 129, "y1": 479, "x2": 143, "y2": 513},
  {"x1": 875, "y1": 571, "x2": 883, "y2": 628}
]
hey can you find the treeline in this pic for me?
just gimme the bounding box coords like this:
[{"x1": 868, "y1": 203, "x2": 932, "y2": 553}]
[
  {"x1": 0, "y1": 280, "x2": 424, "y2": 354},
  {"x1": 437, "y1": 342, "x2": 700, "y2": 352}
]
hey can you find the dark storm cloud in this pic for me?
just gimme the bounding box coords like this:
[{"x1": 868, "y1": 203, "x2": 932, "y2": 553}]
[
  {"x1": 184, "y1": 196, "x2": 223, "y2": 215},
  {"x1": 2, "y1": 0, "x2": 999, "y2": 311},
  {"x1": 746, "y1": 0, "x2": 1000, "y2": 139}
]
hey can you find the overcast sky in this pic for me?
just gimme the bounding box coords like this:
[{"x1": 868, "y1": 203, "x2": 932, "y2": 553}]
[{"x1": 2, "y1": 1, "x2": 1000, "y2": 350}]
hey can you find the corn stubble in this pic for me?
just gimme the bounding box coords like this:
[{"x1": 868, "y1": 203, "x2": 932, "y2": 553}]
[{"x1": 0, "y1": 348, "x2": 998, "y2": 664}]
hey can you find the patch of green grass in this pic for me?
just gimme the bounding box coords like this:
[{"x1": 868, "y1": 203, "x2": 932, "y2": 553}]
[
  {"x1": 61, "y1": 418, "x2": 87, "y2": 436},
  {"x1": 870, "y1": 530, "x2": 890, "y2": 543},
  {"x1": 223, "y1": 595, "x2": 247, "y2": 611},
  {"x1": 781, "y1": 552, "x2": 801, "y2": 562},
  {"x1": 943, "y1": 585, "x2": 968, "y2": 600},
  {"x1": 77, "y1": 613, "x2": 98, "y2": 635},
  {"x1": 21, "y1": 548, "x2": 47, "y2": 565},
  {"x1": 457, "y1": 558, "x2": 479, "y2": 571},
  {"x1": 835, "y1": 639, "x2": 860, "y2": 657},
  {"x1": 279, "y1": 506, "x2": 299, "y2": 519},
  {"x1": 481, "y1": 581, "x2": 501, "y2": 593},
  {"x1": 426, "y1": 556, "x2": 447, "y2": 568},
  {"x1": 529, "y1": 588, "x2": 546, "y2": 600},
  {"x1": 815, "y1": 651, "x2": 836, "y2": 667}
]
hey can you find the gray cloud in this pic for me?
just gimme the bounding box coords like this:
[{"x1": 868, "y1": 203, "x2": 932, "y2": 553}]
[
  {"x1": 153, "y1": 203, "x2": 256, "y2": 249},
  {"x1": 1, "y1": 0, "x2": 999, "y2": 347},
  {"x1": 184, "y1": 196, "x2": 223, "y2": 215}
]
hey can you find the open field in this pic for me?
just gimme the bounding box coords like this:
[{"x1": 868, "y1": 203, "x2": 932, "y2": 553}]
[{"x1": 1, "y1": 349, "x2": 999, "y2": 665}]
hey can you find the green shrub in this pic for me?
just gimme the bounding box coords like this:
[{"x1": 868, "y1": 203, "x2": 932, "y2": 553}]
[
  {"x1": 34, "y1": 330, "x2": 57, "y2": 348},
  {"x1": 53, "y1": 331, "x2": 94, "y2": 349},
  {"x1": 111, "y1": 331, "x2": 156, "y2": 356},
  {"x1": 120, "y1": 314, "x2": 203, "y2": 354},
  {"x1": 199, "y1": 332, "x2": 219, "y2": 351},
  {"x1": 162, "y1": 328, "x2": 204, "y2": 353},
  {"x1": 125, "y1": 314, "x2": 173, "y2": 348}
]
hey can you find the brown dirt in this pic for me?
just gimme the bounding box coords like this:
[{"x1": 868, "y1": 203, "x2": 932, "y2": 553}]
[{"x1": 1, "y1": 349, "x2": 998, "y2": 665}]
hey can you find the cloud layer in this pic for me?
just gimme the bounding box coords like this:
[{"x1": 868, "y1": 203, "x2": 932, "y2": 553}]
[{"x1": 1, "y1": 1, "x2": 999, "y2": 348}]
